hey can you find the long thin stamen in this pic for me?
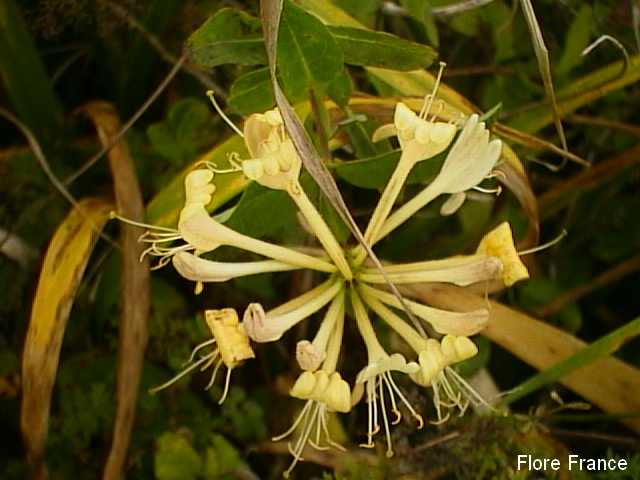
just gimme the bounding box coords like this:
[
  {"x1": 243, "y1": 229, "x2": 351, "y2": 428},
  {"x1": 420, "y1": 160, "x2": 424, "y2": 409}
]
[
  {"x1": 419, "y1": 61, "x2": 446, "y2": 119},
  {"x1": 386, "y1": 372, "x2": 424, "y2": 428},
  {"x1": 273, "y1": 400, "x2": 314, "y2": 441},
  {"x1": 519, "y1": 229, "x2": 568, "y2": 255},
  {"x1": 149, "y1": 352, "x2": 215, "y2": 394},
  {"x1": 379, "y1": 378, "x2": 393, "y2": 458},
  {"x1": 219, "y1": 367, "x2": 233, "y2": 404},
  {"x1": 110, "y1": 211, "x2": 178, "y2": 233},
  {"x1": 205, "y1": 358, "x2": 224, "y2": 390},
  {"x1": 206, "y1": 90, "x2": 244, "y2": 137},
  {"x1": 185, "y1": 338, "x2": 217, "y2": 365}
]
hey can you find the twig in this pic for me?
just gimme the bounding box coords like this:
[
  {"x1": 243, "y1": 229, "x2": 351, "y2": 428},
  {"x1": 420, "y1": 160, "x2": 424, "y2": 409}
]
[
  {"x1": 538, "y1": 254, "x2": 640, "y2": 317},
  {"x1": 567, "y1": 114, "x2": 640, "y2": 138},
  {"x1": 100, "y1": 0, "x2": 225, "y2": 96},
  {"x1": 381, "y1": 0, "x2": 495, "y2": 17},
  {"x1": 63, "y1": 54, "x2": 186, "y2": 186},
  {"x1": 413, "y1": 431, "x2": 461, "y2": 452},
  {"x1": 547, "y1": 427, "x2": 639, "y2": 447}
]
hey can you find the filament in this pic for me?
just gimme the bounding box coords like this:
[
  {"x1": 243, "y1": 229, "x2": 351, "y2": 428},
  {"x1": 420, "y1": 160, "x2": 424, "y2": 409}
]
[{"x1": 206, "y1": 90, "x2": 244, "y2": 137}]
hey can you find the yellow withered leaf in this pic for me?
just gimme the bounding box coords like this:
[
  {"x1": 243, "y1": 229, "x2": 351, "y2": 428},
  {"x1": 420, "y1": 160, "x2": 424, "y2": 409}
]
[{"x1": 21, "y1": 197, "x2": 112, "y2": 477}]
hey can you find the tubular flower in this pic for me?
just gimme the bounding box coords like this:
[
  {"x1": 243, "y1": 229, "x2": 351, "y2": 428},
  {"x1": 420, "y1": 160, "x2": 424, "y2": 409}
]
[
  {"x1": 351, "y1": 289, "x2": 423, "y2": 458},
  {"x1": 372, "y1": 113, "x2": 503, "y2": 246},
  {"x1": 358, "y1": 64, "x2": 456, "y2": 256},
  {"x1": 150, "y1": 308, "x2": 254, "y2": 404},
  {"x1": 359, "y1": 287, "x2": 487, "y2": 424},
  {"x1": 274, "y1": 291, "x2": 349, "y2": 478}
]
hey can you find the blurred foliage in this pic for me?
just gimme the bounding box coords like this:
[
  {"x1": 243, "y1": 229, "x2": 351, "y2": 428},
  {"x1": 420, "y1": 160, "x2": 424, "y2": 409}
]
[{"x1": 1, "y1": 0, "x2": 640, "y2": 479}]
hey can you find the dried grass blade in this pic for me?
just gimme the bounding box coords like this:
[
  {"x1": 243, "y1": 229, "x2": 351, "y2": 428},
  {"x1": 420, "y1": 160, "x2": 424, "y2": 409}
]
[
  {"x1": 520, "y1": 0, "x2": 568, "y2": 152},
  {"x1": 80, "y1": 101, "x2": 151, "y2": 480},
  {"x1": 21, "y1": 197, "x2": 113, "y2": 479},
  {"x1": 404, "y1": 283, "x2": 640, "y2": 432}
]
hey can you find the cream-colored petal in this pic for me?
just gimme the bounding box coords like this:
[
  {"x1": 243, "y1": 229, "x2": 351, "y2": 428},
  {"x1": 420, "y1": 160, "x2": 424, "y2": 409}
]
[{"x1": 172, "y1": 251, "x2": 297, "y2": 283}]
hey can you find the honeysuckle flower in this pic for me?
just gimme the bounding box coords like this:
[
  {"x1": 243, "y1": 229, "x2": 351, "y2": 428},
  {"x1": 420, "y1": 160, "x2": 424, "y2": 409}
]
[
  {"x1": 274, "y1": 290, "x2": 349, "y2": 477},
  {"x1": 350, "y1": 289, "x2": 423, "y2": 458},
  {"x1": 177, "y1": 171, "x2": 337, "y2": 274},
  {"x1": 150, "y1": 308, "x2": 254, "y2": 404},
  {"x1": 242, "y1": 278, "x2": 344, "y2": 343},
  {"x1": 373, "y1": 113, "x2": 503, "y2": 246},
  {"x1": 358, "y1": 255, "x2": 503, "y2": 286},
  {"x1": 361, "y1": 66, "x2": 457, "y2": 251},
  {"x1": 476, "y1": 221, "x2": 529, "y2": 286},
  {"x1": 357, "y1": 283, "x2": 488, "y2": 337},
  {"x1": 359, "y1": 289, "x2": 485, "y2": 424},
  {"x1": 207, "y1": 96, "x2": 353, "y2": 279}
]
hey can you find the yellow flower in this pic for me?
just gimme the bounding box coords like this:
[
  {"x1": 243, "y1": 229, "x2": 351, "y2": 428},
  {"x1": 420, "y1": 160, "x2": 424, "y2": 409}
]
[
  {"x1": 476, "y1": 221, "x2": 529, "y2": 286},
  {"x1": 150, "y1": 308, "x2": 254, "y2": 404}
]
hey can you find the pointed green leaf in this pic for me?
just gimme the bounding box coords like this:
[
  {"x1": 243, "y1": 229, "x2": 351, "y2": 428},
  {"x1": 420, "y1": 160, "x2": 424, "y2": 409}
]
[
  {"x1": 328, "y1": 26, "x2": 437, "y2": 70},
  {"x1": 277, "y1": 0, "x2": 344, "y2": 100},
  {"x1": 186, "y1": 8, "x2": 266, "y2": 67}
]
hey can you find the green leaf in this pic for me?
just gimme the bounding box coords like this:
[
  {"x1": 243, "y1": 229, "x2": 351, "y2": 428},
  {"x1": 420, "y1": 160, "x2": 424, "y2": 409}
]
[
  {"x1": 154, "y1": 432, "x2": 203, "y2": 480},
  {"x1": 501, "y1": 314, "x2": 640, "y2": 405},
  {"x1": 326, "y1": 69, "x2": 353, "y2": 108},
  {"x1": 556, "y1": 5, "x2": 593, "y2": 76},
  {"x1": 146, "y1": 135, "x2": 249, "y2": 228},
  {"x1": 204, "y1": 434, "x2": 242, "y2": 479},
  {"x1": 0, "y1": 0, "x2": 63, "y2": 144},
  {"x1": 225, "y1": 183, "x2": 297, "y2": 238},
  {"x1": 328, "y1": 26, "x2": 437, "y2": 71},
  {"x1": 277, "y1": 0, "x2": 344, "y2": 100},
  {"x1": 147, "y1": 98, "x2": 214, "y2": 163},
  {"x1": 186, "y1": 8, "x2": 266, "y2": 67},
  {"x1": 228, "y1": 68, "x2": 275, "y2": 115},
  {"x1": 334, "y1": 150, "x2": 442, "y2": 189}
]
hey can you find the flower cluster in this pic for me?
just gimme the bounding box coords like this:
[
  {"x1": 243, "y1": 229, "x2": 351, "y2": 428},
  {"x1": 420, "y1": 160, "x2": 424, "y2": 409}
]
[{"x1": 120, "y1": 86, "x2": 529, "y2": 477}]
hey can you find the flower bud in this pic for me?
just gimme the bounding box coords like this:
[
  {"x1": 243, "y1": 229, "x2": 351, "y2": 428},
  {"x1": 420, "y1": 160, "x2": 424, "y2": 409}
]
[
  {"x1": 322, "y1": 372, "x2": 351, "y2": 413},
  {"x1": 296, "y1": 340, "x2": 325, "y2": 372}
]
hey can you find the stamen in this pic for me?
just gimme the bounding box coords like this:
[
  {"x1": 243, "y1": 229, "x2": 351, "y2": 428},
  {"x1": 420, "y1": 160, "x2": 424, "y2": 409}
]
[
  {"x1": 198, "y1": 159, "x2": 242, "y2": 175},
  {"x1": 283, "y1": 403, "x2": 320, "y2": 478},
  {"x1": 219, "y1": 367, "x2": 233, "y2": 404},
  {"x1": 381, "y1": 375, "x2": 402, "y2": 425},
  {"x1": 205, "y1": 358, "x2": 223, "y2": 390},
  {"x1": 419, "y1": 61, "x2": 446, "y2": 119},
  {"x1": 272, "y1": 400, "x2": 313, "y2": 441},
  {"x1": 206, "y1": 91, "x2": 244, "y2": 137},
  {"x1": 149, "y1": 351, "x2": 215, "y2": 394},
  {"x1": 472, "y1": 184, "x2": 502, "y2": 195},
  {"x1": 378, "y1": 378, "x2": 393, "y2": 458},
  {"x1": 110, "y1": 211, "x2": 178, "y2": 232},
  {"x1": 184, "y1": 338, "x2": 217, "y2": 365},
  {"x1": 385, "y1": 372, "x2": 424, "y2": 429},
  {"x1": 519, "y1": 229, "x2": 568, "y2": 256}
]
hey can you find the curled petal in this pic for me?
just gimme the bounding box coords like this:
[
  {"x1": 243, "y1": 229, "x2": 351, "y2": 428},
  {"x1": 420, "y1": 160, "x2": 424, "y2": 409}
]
[{"x1": 476, "y1": 222, "x2": 529, "y2": 286}]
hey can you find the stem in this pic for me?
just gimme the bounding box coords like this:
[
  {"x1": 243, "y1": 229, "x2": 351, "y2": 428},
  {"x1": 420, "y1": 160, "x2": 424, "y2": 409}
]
[{"x1": 290, "y1": 183, "x2": 353, "y2": 280}]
